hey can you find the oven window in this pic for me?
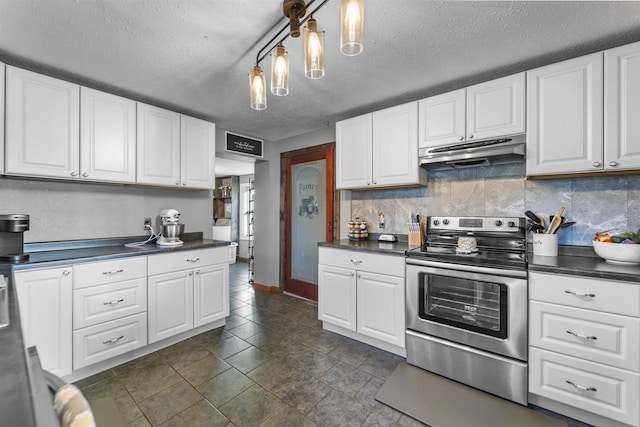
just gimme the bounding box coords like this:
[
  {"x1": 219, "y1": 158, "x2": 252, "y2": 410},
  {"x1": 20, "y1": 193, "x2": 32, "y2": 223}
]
[{"x1": 418, "y1": 273, "x2": 508, "y2": 339}]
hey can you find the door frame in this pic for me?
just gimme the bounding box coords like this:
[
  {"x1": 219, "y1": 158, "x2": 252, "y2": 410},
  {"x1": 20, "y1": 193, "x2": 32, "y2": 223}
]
[{"x1": 280, "y1": 142, "x2": 338, "y2": 299}]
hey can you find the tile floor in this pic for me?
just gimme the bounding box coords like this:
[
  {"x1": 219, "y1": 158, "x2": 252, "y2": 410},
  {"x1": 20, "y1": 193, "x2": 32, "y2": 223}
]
[{"x1": 76, "y1": 261, "x2": 422, "y2": 427}]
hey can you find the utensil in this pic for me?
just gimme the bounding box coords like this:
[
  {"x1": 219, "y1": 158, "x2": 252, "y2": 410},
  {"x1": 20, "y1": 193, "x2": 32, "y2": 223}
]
[
  {"x1": 547, "y1": 207, "x2": 566, "y2": 234},
  {"x1": 525, "y1": 210, "x2": 544, "y2": 228},
  {"x1": 558, "y1": 221, "x2": 575, "y2": 230}
]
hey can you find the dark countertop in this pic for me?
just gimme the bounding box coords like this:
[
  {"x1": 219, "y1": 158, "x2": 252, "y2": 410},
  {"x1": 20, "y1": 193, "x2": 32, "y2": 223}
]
[
  {"x1": 319, "y1": 239, "x2": 418, "y2": 256},
  {"x1": 528, "y1": 253, "x2": 640, "y2": 283},
  {"x1": 0, "y1": 233, "x2": 231, "y2": 427}
]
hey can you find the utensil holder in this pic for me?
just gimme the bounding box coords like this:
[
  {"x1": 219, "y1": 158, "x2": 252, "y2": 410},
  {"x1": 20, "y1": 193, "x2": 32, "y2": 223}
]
[
  {"x1": 532, "y1": 233, "x2": 558, "y2": 256},
  {"x1": 407, "y1": 223, "x2": 423, "y2": 246}
]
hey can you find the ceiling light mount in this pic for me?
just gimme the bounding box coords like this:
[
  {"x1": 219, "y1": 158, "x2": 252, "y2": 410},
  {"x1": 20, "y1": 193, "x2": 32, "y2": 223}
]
[{"x1": 282, "y1": 0, "x2": 307, "y2": 38}]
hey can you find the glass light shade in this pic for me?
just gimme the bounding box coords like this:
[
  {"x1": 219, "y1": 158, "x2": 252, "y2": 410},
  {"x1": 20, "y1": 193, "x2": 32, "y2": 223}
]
[
  {"x1": 340, "y1": 0, "x2": 364, "y2": 56},
  {"x1": 270, "y1": 45, "x2": 289, "y2": 96},
  {"x1": 249, "y1": 66, "x2": 267, "y2": 110},
  {"x1": 304, "y1": 18, "x2": 325, "y2": 79}
]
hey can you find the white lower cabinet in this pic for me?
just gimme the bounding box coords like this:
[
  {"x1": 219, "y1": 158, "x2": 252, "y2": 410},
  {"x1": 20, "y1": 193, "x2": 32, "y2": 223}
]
[
  {"x1": 529, "y1": 271, "x2": 640, "y2": 427},
  {"x1": 318, "y1": 247, "x2": 405, "y2": 354},
  {"x1": 14, "y1": 266, "x2": 73, "y2": 377},
  {"x1": 148, "y1": 248, "x2": 229, "y2": 344}
]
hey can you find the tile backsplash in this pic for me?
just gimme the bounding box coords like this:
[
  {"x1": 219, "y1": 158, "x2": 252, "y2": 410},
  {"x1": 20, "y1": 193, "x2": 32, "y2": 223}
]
[{"x1": 350, "y1": 163, "x2": 640, "y2": 246}]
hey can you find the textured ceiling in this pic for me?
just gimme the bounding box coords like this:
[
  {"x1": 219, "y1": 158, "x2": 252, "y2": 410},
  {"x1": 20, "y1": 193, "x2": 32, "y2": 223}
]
[{"x1": 0, "y1": 1, "x2": 639, "y2": 144}]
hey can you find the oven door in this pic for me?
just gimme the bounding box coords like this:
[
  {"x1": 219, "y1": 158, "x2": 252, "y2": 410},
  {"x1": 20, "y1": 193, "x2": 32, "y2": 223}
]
[{"x1": 406, "y1": 258, "x2": 527, "y2": 361}]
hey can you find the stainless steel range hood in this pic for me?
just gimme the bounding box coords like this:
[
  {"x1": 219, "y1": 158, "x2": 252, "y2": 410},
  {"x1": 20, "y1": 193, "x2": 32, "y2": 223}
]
[{"x1": 419, "y1": 134, "x2": 525, "y2": 170}]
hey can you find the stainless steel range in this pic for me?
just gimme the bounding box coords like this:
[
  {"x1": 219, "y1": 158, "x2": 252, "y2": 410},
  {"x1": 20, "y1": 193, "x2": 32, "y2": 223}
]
[{"x1": 405, "y1": 216, "x2": 528, "y2": 405}]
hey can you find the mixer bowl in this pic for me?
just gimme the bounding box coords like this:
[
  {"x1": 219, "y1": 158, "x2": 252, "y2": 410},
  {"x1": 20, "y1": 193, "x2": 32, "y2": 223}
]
[{"x1": 162, "y1": 224, "x2": 184, "y2": 239}]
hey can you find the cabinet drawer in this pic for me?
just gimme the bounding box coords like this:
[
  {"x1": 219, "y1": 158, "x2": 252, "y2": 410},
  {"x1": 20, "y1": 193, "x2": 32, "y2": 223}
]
[
  {"x1": 73, "y1": 278, "x2": 147, "y2": 329},
  {"x1": 530, "y1": 301, "x2": 640, "y2": 371},
  {"x1": 73, "y1": 256, "x2": 147, "y2": 289},
  {"x1": 529, "y1": 347, "x2": 640, "y2": 426},
  {"x1": 148, "y1": 248, "x2": 227, "y2": 276},
  {"x1": 318, "y1": 247, "x2": 404, "y2": 277},
  {"x1": 73, "y1": 312, "x2": 147, "y2": 370},
  {"x1": 529, "y1": 272, "x2": 640, "y2": 317}
]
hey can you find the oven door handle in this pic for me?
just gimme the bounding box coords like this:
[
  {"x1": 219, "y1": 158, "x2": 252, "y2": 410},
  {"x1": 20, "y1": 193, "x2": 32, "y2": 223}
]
[{"x1": 406, "y1": 258, "x2": 527, "y2": 278}]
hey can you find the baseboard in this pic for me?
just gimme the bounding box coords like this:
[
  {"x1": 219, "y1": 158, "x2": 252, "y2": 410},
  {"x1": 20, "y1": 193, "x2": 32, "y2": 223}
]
[
  {"x1": 238, "y1": 257, "x2": 249, "y2": 262},
  {"x1": 252, "y1": 282, "x2": 279, "y2": 293}
]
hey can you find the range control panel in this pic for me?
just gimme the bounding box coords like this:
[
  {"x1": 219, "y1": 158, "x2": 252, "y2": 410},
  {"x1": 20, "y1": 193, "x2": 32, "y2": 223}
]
[{"x1": 428, "y1": 216, "x2": 524, "y2": 233}]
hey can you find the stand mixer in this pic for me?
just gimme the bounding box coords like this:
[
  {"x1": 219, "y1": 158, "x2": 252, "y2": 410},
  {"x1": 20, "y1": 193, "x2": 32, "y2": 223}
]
[{"x1": 156, "y1": 209, "x2": 184, "y2": 247}]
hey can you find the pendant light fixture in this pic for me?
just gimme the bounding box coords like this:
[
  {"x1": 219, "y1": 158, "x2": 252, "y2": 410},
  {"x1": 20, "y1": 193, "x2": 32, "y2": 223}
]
[
  {"x1": 340, "y1": 0, "x2": 364, "y2": 56},
  {"x1": 249, "y1": 0, "x2": 363, "y2": 110},
  {"x1": 271, "y1": 44, "x2": 290, "y2": 96},
  {"x1": 249, "y1": 66, "x2": 267, "y2": 110},
  {"x1": 304, "y1": 17, "x2": 325, "y2": 79}
]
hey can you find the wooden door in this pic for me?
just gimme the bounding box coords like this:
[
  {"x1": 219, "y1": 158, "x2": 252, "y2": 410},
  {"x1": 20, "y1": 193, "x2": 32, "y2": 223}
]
[{"x1": 285, "y1": 147, "x2": 334, "y2": 301}]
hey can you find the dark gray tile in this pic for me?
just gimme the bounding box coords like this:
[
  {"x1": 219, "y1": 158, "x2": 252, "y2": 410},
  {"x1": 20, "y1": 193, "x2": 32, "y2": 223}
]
[
  {"x1": 356, "y1": 376, "x2": 403, "y2": 421},
  {"x1": 226, "y1": 320, "x2": 263, "y2": 339},
  {"x1": 244, "y1": 330, "x2": 288, "y2": 353},
  {"x1": 289, "y1": 348, "x2": 339, "y2": 379},
  {"x1": 362, "y1": 412, "x2": 401, "y2": 426},
  {"x1": 358, "y1": 349, "x2": 403, "y2": 380},
  {"x1": 114, "y1": 393, "x2": 144, "y2": 422},
  {"x1": 158, "y1": 338, "x2": 213, "y2": 370},
  {"x1": 74, "y1": 369, "x2": 116, "y2": 389},
  {"x1": 225, "y1": 346, "x2": 270, "y2": 373},
  {"x1": 197, "y1": 368, "x2": 254, "y2": 407},
  {"x1": 223, "y1": 314, "x2": 250, "y2": 329},
  {"x1": 231, "y1": 304, "x2": 260, "y2": 318},
  {"x1": 321, "y1": 361, "x2": 372, "y2": 397},
  {"x1": 272, "y1": 370, "x2": 332, "y2": 413},
  {"x1": 398, "y1": 414, "x2": 428, "y2": 426},
  {"x1": 219, "y1": 385, "x2": 285, "y2": 427},
  {"x1": 138, "y1": 380, "x2": 201, "y2": 426},
  {"x1": 193, "y1": 328, "x2": 234, "y2": 346},
  {"x1": 128, "y1": 416, "x2": 152, "y2": 427},
  {"x1": 176, "y1": 353, "x2": 231, "y2": 387},
  {"x1": 201, "y1": 335, "x2": 252, "y2": 358},
  {"x1": 307, "y1": 389, "x2": 371, "y2": 427},
  {"x1": 260, "y1": 406, "x2": 318, "y2": 427},
  {"x1": 120, "y1": 361, "x2": 184, "y2": 401},
  {"x1": 159, "y1": 400, "x2": 230, "y2": 427},
  {"x1": 113, "y1": 352, "x2": 163, "y2": 376},
  {"x1": 246, "y1": 359, "x2": 298, "y2": 391},
  {"x1": 80, "y1": 376, "x2": 128, "y2": 401}
]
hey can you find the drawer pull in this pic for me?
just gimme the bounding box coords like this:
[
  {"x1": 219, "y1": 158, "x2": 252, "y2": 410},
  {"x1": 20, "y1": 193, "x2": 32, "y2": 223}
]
[
  {"x1": 564, "y1": 290, "x2": 595, "y2": 298},
  {"x1": 565, "y1": 380, "x2": 597, "y2": 392},
  {"x1": 187, "y1": 258, "x2": 200, "y2": 263},
  {"x1": 103, "y1": 298, "x2": 124, "y2": 306},
  {"x1": 350, "y1": 259, "x2": 362, "y2": 265},
  {"x1": 566, "y1": 330, "x2": 597, "y2": 340},
  {"x1": 103, "y1": 335, "x2": 124, "y2": 345},
  {"x1": 103, "y1": 269, "x2": 124, "y2": 275}
]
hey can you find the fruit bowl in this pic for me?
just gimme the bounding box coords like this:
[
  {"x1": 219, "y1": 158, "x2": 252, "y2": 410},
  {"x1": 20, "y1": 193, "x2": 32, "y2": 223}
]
[{"x1": 592, "y1": 240, "x2": 640, "y2": 265}]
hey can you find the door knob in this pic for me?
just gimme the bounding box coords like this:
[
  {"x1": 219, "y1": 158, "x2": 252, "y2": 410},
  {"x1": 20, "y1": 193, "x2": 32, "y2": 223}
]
[
  {"x1": 82, "y1": 173, "x2": 89, "y2": 177},
  {"x1": 458, "y1": 136, "x2": 464, "y2": 141},
  {"x1": 70, "y1": 171, "x2": 78, "y2": 177},
  {"x1": 592, "y1": 161, "x2": 601, "y2": 168},
  {"x1": 468, "y1": 134, "x2": 474, "y2": 139}
]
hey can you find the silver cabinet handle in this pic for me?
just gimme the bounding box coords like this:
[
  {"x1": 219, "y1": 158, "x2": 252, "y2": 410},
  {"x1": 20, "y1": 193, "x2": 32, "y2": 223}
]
[
  {"x1": 182, "y1": 182, "x2": 187, "y2": 186},
  {"x1": 357, "y1": 274, "x2": 362, "y2": 279},
  {"x1": 62, "y1": 270, "x2": 70, "y2": 276},
  {"x1": 592, "y1": 161, "x2": 601, "y2": 168},
  {"x1": 196, "y1": 270, "x2": 200, "y2": 274},
  {"x1": 458, "y1": 136, "x2": 464, "y2": 141},
  {"x1": 566, "y1": 330, "x2": 597, "y2": 340},
  {"x1": 70, "y1": 171, "x2": 78, "y2": 177},
  {"x1": 189, "y1": 271, "x2": 193, "y2": 276},
  {"x1": 102, "y1": 269, "x2": 124, "y2": 275},
  {"x1": 468, "y1": 134, "x2": 474, "y2": 139},
  {"x1": 187, "y1": 258, "x2": 200, "y2": 263},
  {"x1": 103, "y1": 298, "x2": 124, "y2": 306},
  {"x1": 566, "y1": 380, "x2": 597, "y2": 392},
  {"x1": 175, "y1": 181, "x2": 180, "y2": 186},
  {"x1": 609, "y1": 161, "x2": 618, "y2": 167},
  {"x1": 373, "y1": 181, "x2": 377, "y2": 185},
  {"x1": 82, "y1": 173, "x2": 89, "y2": 177},
  {"x1": 565, "y1": 290, "x2": 595, "y2": 298},
  {"x1": 366, "y1": 181, "x2": 371, "y2": 186},
  {"x1": 103, "y1": 335, "x2": 124, "y2": 345},
  {"x1": 349, "y1": 259, "x2": 362, "y2": 265},
  {"x1": 350, "y1": 272, "x2": 355, "y2": 277}
]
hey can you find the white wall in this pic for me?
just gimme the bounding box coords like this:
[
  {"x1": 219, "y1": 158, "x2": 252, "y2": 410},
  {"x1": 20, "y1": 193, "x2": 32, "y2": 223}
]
[
  {"x1": 238, "y1": 173, "x2": 254, "y2": 259},
  {"x1": 0, "y1": 177, "x2": 213, "y2": 243},
  {"x1": 252, "y1": 126, "x2": 336, "y2": 288}
]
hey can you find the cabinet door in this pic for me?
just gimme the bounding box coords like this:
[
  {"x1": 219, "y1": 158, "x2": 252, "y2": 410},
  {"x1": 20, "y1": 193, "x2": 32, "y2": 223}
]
[
  {"x1": 466, "y1": 73, "x2": 526, "y2": 141},
  {"x1": 526, "y1": 53, "x2": 604, "y2": 175},
  {"x1": 0, "y1": 63, "x2": 4, "y2": 174},
  {"x1": 148, "y1": 270, "x2": 194, "y2": 343},
  {"x1": 80, "y1": 87, "x2": 136, "y2": 183},
  {"x1": 6, "y1": 66, "x2": 80, "y2": 179},
  {"x1": 318, "y1": 264, "x2": 357, "y2": 331},
  {"x1": 193, "y1": 263, "x2": 229, "y2": 327},
  {"x1": 180, "y1": 115, "x2": 216, "y2": 189},
  {"x1": 336, "y1": 113, "x2": 372, "y2": 189},
  {"x1": 14, "y1": 267, "x2": 73, "y2": 377},
  {"x1": 605, "y1": 41, "x2": 640, "y2": 171},
  {"x1": 136, "y1": 103, "x2": 181, "y2": 187},
  {"x1": 372, "y1": 101, "x2": 423, "y2": 187},
  {"x1": 418, "y1": 88, "x2": 465, "y2": 149},
  {"x1": 356, "y1": 271, "x2": 405, "y2": 347}
]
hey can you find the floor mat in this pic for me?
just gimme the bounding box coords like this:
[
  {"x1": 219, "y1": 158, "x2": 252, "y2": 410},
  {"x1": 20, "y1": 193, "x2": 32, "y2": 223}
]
[{"x1": 376, "y1": 363, "x2": 568, "y2": 427}]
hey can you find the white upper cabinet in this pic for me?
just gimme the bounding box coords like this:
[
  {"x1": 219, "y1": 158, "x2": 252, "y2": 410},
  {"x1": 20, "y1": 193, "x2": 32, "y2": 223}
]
[
  {"x1": 336, "y1": 113, "x2": 372, "y2": 189},
  {"x1": 419, "y1": 73, "x2": 525, "y2": 149},
  {"x1": 605, "y1": 41, "x2": 640, "y2": 172},
  {"x1": 336, "y1": 102, "x2": 425, "y2": 190},
  {"x1": 526, "y1": 53, "x2": 604, "y2": 175},
  {"x1": 180, "y1": 115, "x2": 216, "y2": 189},
  {"x1": 80, "y1": 87, "x2": 136, "y2": 183},
  {"x1": 372, "y1": 102, "x2": 421, "y2": 187},
  {"x1": 136, "y1": 103, "x2": 181, "y2": 187},
  {"x1": 6, "y1": 66, "x2": 80, "y2": 179},
  {"x1": 0, "y1": 63, "x2": 4, "y2": 174}
]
